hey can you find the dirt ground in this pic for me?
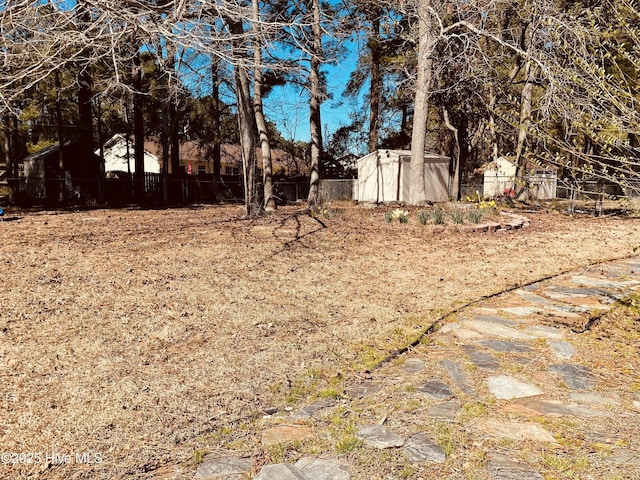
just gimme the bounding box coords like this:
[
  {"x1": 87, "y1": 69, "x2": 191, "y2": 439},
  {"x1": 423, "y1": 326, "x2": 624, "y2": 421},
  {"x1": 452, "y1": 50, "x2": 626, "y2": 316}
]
[{"x1": 0, "y1": 201, "x2": 638, "y2": 479}]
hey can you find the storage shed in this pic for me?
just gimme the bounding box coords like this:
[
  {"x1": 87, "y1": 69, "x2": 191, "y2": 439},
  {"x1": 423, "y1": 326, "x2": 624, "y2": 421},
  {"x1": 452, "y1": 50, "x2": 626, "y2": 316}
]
[
  {"x1": 22, "y1": 142, "x2": 101, "y2": 201},
  {"x1": 355, "y1": 149, "x2": 450, "y2": 203},
  {"x1": 482, "y1": 157, "x2": 517, "y2": 198},
  {"x1": 483, "y1": 157, "x2": 558, "y2": 199}
]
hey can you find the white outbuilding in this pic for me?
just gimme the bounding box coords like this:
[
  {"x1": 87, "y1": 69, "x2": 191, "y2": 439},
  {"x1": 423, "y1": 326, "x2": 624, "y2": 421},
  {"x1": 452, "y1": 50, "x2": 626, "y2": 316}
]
[
  {"x1": 99, "y1": 134, "x2": 161, "y2": 175},
  {"x1": 482, "y1": 157, "x2": 517, "y2": 198},
  {"x1": 483, "y1": 157, "x2": 557, "y2": 199},
  {"x1": 355, "y1": 149, "x2": 451, "y2": 203}
]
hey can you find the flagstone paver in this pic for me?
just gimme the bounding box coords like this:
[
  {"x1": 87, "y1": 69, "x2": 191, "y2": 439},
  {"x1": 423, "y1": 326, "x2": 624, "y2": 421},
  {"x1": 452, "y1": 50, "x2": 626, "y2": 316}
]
[
  {"x1": 487, "y1": 454, "x2": 543, "y2": 480},
  {"x1": 403, "y1": 358, "x2": 425, "y2": 373},
  {"x1": 193, "y1": 257, "x2": 640, "y2": 480},
  {"x1": 441, "y1": 359, "x2": 475, "y2": 395},
  {"x1": 261, "y1": 425, "x2": 314, "y2": 446},
  {"x1": 403, "y1": 433, "x2": 446, "y2": 463},
  {"x1": 470, "y1": 315, "x2": 519, "y2": 327},
  {"x1": 569, "y1": 391, "x2": 622, "y2": 406},
  {"x1": 464, "y1": 347, "x2": 501, "y2": 371},
  {"x1": 346, "y1": 381, "x2": 380, "y2": 399},
  {"x1": 523, "y1": 324, "x2": 566, "y2": 339},
  {"x1": 416, "y1": 379, "x2": 455, "y2": 400},
  {"x1": 606, "y1": 449, "x2": 640, "y2": 467},
  {"x1": 487, "y1": 375, "x2": 544, "y2": 400},
  {"x1": 515, "y1": 398, "x2": 606, "y2": 417},
  {"x1": 254, "y1": 464, "x2": 307, "y2": 480},
  {"x1": 295, "y1": 457, "x2": 351, "y2": 480},
  {"x1": 478, "y1": 339, "x2": 533, "y2": 353},
  {"x1": 549, "y1": 364, "x2": 598, "y2": 390},
  {"x1": 294, "y1": 399, "x2": 336, "y2": 418},
  {"x1": 460, "y1": 320, "x2": 538, "y2": 340},
  {"x1": 547, "y1": 339, "x2": 576, "y2": 359},
  {"x1": 194, "y1": 455, "x2": 252, "y2": 480},
  {"x1": 471, "y1": 418, "x2": 558, "y2": 443},
  {"x1": 425, "y1": 399, "x2": 461, "y2": 420},
  {"x1": 356, "y1": 425, "x2": 404, "y2": 449}
]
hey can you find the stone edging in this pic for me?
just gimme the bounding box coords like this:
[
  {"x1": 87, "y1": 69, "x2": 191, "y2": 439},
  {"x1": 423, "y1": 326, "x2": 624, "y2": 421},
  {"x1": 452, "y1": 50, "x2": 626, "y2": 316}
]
[{"x1": 461, "y1": 212, "x2": 531, "y2": 234}]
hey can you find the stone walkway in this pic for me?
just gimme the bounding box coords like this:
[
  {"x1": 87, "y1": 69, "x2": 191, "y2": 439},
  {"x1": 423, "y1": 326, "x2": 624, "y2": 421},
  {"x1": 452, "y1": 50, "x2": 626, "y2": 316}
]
[{"x1": 194, "y1": 257, "x2": 640, "y2": 480}]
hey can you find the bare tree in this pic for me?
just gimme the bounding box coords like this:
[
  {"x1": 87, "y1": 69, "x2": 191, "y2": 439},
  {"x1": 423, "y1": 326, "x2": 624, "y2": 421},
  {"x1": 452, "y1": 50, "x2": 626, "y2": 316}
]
[
  {"x1": 253, "y1": 0, "x2": 276, "y2": 211},
  {"x1": 306, "y1": 0, "x2": 324, "y2": 206},
  {"x1": 408, "y1": 0, "x2": 434, "y2": 205}
]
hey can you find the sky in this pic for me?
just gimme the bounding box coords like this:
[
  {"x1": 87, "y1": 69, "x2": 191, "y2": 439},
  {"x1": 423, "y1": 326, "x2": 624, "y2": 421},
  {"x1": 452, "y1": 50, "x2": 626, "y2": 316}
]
[
  {"x1": 182, "y1": 39, "x2": 363, "y2": 146},
  {"x1": 263, "y1": 43, "x2": 362, "y2": 144},
  {"x1": 36, "y1": 0, "x2": 366, "y2": 146}
]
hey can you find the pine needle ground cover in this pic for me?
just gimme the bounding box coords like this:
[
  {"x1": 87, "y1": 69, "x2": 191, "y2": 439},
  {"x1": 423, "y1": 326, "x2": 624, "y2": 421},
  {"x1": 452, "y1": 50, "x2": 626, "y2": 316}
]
[{"x1": 0, "y1": 204, "x2": 638, "y2": 478}]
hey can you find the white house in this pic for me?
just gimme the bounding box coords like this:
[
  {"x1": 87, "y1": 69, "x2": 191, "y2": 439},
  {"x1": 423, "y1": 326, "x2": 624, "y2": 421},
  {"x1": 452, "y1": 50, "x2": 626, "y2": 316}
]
[
  {"x1": 355, "y1": 149, "x2": 450, "y2": 203},
  {"x1": 98, "y1": 134, "x2": 161, "y2": 175},
  {"x1": 483, "y1": 157, "x2": 558, "y2": 199}
]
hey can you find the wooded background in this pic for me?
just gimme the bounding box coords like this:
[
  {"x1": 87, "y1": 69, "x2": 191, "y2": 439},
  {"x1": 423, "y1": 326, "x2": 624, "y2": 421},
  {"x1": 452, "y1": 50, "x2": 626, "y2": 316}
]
[{"x1": 1, "y1": 0, "x2": 639, "y2": 213}]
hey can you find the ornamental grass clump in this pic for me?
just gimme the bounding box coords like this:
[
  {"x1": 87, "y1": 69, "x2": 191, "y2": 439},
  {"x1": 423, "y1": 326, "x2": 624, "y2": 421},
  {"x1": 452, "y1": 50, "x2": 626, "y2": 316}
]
[
  {"x1": 391, "y1": 208, "x2": 409, "y2": 223},
  {"x1": 431, "y1": 207, "x2": 445, "y2": 225},
  {"x1": 417, "y1": 210, "x2": 429, "y2": 226},
  {"x1": 467, "y1": 208, "x2": 484, "y2": 224},
  {"x1": 448, "y1": 206, "x2": 465, "y2": 224}
]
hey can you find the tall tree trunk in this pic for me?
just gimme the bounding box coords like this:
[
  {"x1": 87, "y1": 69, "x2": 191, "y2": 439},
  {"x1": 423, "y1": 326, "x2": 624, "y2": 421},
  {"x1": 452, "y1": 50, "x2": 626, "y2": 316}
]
[
  {"x1": 76, "y1": 1, "x2": 95, "y2": 200},
  {"x1": 486, "y1": 87, "x2": 499, "y2": 163},
  {"x1": 55, "y1": 70, "x2": 66, "y2": 203},
  {"x1": 133, "y1": 51, "x2": 145, "y2": 202},
  {"x1": 96, "y1": 100, "x2": 105, "y2": 177},
  {"x1": 513, "y1": 21, "x2": 536, "y2": 195},
  {"x1": 368, "y1": 9, "x2": 382, "y2": 153},
  {"x1": 409, "y1": 0, "x2": 434, "y2": 205},
  {"x1": 443, "y1": 107, "x2": 460, "y2": 200},
  {"x1": 78, "y1": 66, "x2": 94, "y2": 170},
  {"x1": 237, "y1": 68, "x2": 257, "y2": 216},
  {"x1": 227, "y1": 18, "x2": 258, "y2": 216},
  {"x1": 307, "y1": 0, "x2": 323, "y2": 206},
  {"x1": 170, "y1": 99, "x2": 180, "y2": 177},
  {"x1": 514, "y1": 60, "x2": 536, "y2": 180},
  {"x1": 11, "y1": 116, "x2": 20, "y2": 181},
  {"x1": 160, "y1": 108, "x2": 170, "y2": 203},
  {"x1": 253, "y1": 0, "x2": 275, "y2": 211},
  {"x1": 167, "y1": 53, "x2": 181, "y2": 181},
  {"x1": 211, "y1": 59, "x2": 221, "y2": 182},
  {"x1": 2, "y1": 116, "x2": 12, "y2": 202}
]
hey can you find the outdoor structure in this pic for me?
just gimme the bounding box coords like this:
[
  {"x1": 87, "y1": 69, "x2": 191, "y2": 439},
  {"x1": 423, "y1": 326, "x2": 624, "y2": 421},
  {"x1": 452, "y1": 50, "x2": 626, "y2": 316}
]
[
  {"x1": 355, "y1": 149, "x2": 451, "y2": 203},
  {"x1": 22, "y1": 142, "x2": 101, "y2": 200},
  {"x1": 100, "y1": 134, "x2": 161, "y2": 176},
  {"x1": 318, "y1": 179, "x2": 356, "y2": 201},
  {"x1": 483, "y1": 157, "x2": 558, "y2": 199},
  {"x1": 482, "y1": 157, "x2": 517, "y2": 198}
]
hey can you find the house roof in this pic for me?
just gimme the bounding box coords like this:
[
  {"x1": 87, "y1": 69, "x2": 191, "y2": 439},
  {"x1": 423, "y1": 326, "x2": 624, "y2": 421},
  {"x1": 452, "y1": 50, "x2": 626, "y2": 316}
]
[
  {"x1": 98, "y1": 134, "x2": 160, "y2": 174},
  {"x1": 23, "y1": 143, "x2": 66, "y2": 162},
  {"x1": 142, "y1": 139, "x2": 304, "y2": 172}
]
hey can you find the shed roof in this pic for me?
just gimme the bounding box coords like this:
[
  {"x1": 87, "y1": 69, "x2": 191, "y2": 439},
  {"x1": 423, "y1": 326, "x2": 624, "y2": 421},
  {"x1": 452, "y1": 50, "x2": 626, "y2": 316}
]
[
  {"x1": 357, "y1": 149, "x2": 449, "y2": 164},
  {"x1": 481, "y1": 157, "x2": 558, "y2": 173}
]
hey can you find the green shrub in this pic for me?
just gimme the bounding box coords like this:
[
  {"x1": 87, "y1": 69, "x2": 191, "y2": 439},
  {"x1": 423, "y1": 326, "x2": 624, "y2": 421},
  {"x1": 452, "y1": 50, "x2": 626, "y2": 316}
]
[{"x1": 417, "y1": 210, "x2": 429, "y2": 225}]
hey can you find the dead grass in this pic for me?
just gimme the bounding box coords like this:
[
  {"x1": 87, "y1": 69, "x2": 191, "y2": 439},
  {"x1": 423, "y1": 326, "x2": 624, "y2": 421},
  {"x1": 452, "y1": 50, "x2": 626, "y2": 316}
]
[{"x1": 0, "y1": 203, "x2": 638, "y2": 478}]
